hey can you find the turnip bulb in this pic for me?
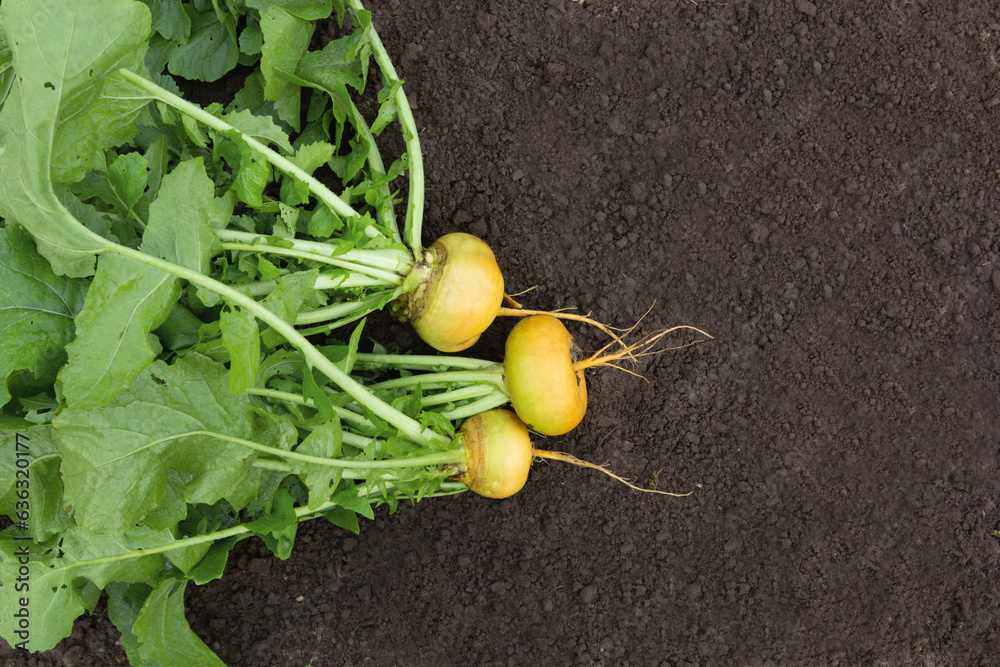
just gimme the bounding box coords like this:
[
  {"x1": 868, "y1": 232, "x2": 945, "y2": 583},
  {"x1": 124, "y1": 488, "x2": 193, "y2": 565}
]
[{"x1": 399, "y1": 232, "x2": 505, "y2": 352}]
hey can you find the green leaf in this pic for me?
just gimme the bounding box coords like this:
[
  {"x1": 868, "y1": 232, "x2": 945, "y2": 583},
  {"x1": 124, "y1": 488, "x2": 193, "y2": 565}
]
[
  {"x1": 166, "y1": 7, "x2": 239, "y2": 82},
  {"x1": 57, "y1": 158, "x2": 221, "y2": 407},
  {"x1": 370, "y1": 79, "x2": 402, "y2": 135},
  {"x1": 244, "y1": 485, "x2": 297, "y2": 535},
  {"x1": 0, "y1": 427, "x2": 71, "y2": 542},
  {"x1": 0, "y1": 225, "x2": 88, "y2": 409},
  {"x1": 259, "y1": 6, "x2": 314, "y2": 102},
  {"x1": 67, "y1": 150, "x2": 151, "y2": 222},
  {"x1": 186, "y1": 535, "x2": 238, "y2": 585},
  {"x1": 132, "y1": 579, "x2": 226, "y2": 666},
  {"x1": 291, "y1": 419, "x2": 343, "y2": 509},
  {"x1": 144, "y1": 135, "x2": 170, "y2": 200},
  {"x1": 221, "y1": 109, "x2": 294, "y2": 154},
  {"x1": 154, "y1": 302, "x2": 205, "y2": 352},
  {"x1": 0, "y1": 0, "x2": 152, "y2": 276},
  {"x1": 321, "y1": 505, "x2": 360, "y2": 534},
  {"x1": 106, "y1": 582, "x2": 159, "y2": 667},
  {"x1": 166, "y1": 502, "x2": 235, "y2": 576},
  {"x1": 55, "y1": 252, "x2": 179, "y2": 408},
  {"x1": 228, "y1": 131, "x2": 272, "y2": 208},
  {"x1": 330, "y1": 484, "x2": 375, "y2": 520},
  {"x1": 146, "y1": 0, "x2": 192, "y2": 43},
  {"x1": 271, "y1": 78, "x2": 304, "y2": 133},
  {"x1": 181, "y1": 113, "x2": 210, "y2": 147},
  {"x1": 230, "y1": 70, "x2": 267, "y2": 115},
  {"x1": 292, "y1": 39, "x2": 367, "y2": 132},
  {"x1": 220, "y1": 306, "x2": 260, "y2": 394},
  {"x1": 307, "y1": 204, "x2": 344, "y2": 238},
  {"x1": 301, "y1": 361, "x2": 334, "y2": 423},
  {"x1": 139, "y1": 472, "x2": 188, "y2": 531},
  {"x1": 261, "y1": 268, "x2": 318, "y2": 324},
  {"x1": 0, "y1": 522, "x2": 172, "y2": 651},
  {"x1": 337, "y1": 318, "x2": 366, "y2": 374},
  {"x1": 420, "y1": 410, "x2": 456, "y2": 439},
  {"x1": 247, "y1": 0, "x2": 334, "y2": 21},
  {"x1": 107, "y1": 152, "x2": 149, "y2": 217},
  {"x1": 293, "y1": 141, "x2": 336, "y2": 174},
  {"x1": 142, "y1": 158, "x2": 222, "y2": 274},
  {"x1": 54, "y1": 353, "x2": 258, "y2": 535},
  {"x1": 239, "y1": 20, "x2": 264, "y2": 56}
]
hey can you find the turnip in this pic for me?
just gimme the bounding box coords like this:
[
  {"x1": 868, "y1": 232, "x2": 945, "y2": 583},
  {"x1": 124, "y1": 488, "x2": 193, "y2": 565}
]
[{"x1": 339, "y1": 315, "x2": 712, "y2": 436}]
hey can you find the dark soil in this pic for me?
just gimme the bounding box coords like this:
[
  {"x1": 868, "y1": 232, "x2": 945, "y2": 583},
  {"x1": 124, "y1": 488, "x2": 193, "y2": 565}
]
[{"x1": 9, "y1": 0, "x2": 1000, "y2": 665}]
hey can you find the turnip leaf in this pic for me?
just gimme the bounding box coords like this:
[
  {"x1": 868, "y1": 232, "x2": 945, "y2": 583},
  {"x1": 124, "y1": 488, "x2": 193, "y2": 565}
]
[
  {"x1": 165, "y1": 8, "x2": 238, "y2": 82},
  {"x1": 0, "y1": 522, "x2": 174, "y2": 651},
  {"x1": 145, "y1": 0, "x2": 192, "y2": 43},
  {"x1": 290, "y1": 419, "x2": 343, "y2": 509},
  {"x1": 56, "y1": 158, "x2": 220, "y2": 407},
  {"x1": 132, "y1": 579, "x2": 226, "y2": 666},
  {"x1": 0, "y1": 427, "x2": 71, "y2": 542},
  {"x1": 220, "y1": 306, "x2": 261, "y2": 394},
  {"x1": 0, "y1": 226, "x2": 88, "y2": 409},
  {"x1": 54, "y1": 353, "x2": 258, "y2": 535},
  {"x1": 0, "y1": 0, "x2": 151, "y2": 276},
  {"x1": 259, "y1": 5, "x2": 314, "y2": 102},
  {"x1": 247, "y1": 0, "x2": 334, "y2": 22}
]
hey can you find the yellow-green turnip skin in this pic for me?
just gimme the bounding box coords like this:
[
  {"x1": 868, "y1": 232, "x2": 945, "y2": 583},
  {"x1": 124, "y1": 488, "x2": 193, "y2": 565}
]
[
  {"x1": 504, "y1": 315, "x2": 587, "y2": 436},
  {"x1": 458, "y1": 409, "x2": 532, "y2": 499},
  {"x1": 403, "y1": 233, "x2": 504, "y2": 352}
]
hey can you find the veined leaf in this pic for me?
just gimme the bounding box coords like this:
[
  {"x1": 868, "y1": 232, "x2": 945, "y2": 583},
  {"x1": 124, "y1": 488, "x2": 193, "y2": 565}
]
[
  {"x1": 220, "y1": 306, "x2": 261, "y2": 394},
  {"x1": 133, "y1": 579, "x2": 226, "y2": 666},
  {"x1": 259, "y1": 5, "x2": 314, "y2": 102},
  {"x1": 142, "y1": 158, "x2": 222, "y2": 275},
  {"x1": 145, "y1": 0, "x2": 192, "y2": 43},
  {"x1": 221, "y1": 109, "x2": 294, "y2": 154},
  {"x1": 0, "y1": 427, "x2": 71, "y2": 543},
  {"x1": 54, "y1": 353, "x2": 258, "y2": 535},
  {"x1": 55, "y1": 252, "x2": 179, "y2": 408},
  {"x1": 57, "y1": 159, "x2": 220, "y2": 407},
  {"x1": 0, "y1": 522, "x2": 173, "y2": 652},
  {"x1": 290, "y1": 419, "x2": 343, "y2": 509},
  {"x1": 106, "y1": 582, "x2": 159, "y2": 667},
  {"x1": 247, "y1": 0, "x2": 334, "y2": 21},
  {"x1": 0, "y1": 225, "x2": 88, "y2": 409},
  {"x1": 166, "y1": 7, "x2": 238, "y2": 82},
  {"x1": 0, "y1": 0, "x2": 152, "y2": 276}
]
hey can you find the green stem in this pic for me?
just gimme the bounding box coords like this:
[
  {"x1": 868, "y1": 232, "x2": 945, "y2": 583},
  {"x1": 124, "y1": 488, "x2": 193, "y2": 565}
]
[
  {"x1": 296, "y1": 289, "x2": 402, "y2": 335},
  {"x1": 420, "y1": 385, "x2": 495, "y2": 407},
  {"x1": 142, "y1": 430, "x2": 464, "y2": 469},
  {"x1": 102, "y1": 243, "x2": 448, "y2": 446},
  {"x1": 215, "y1": 230, "x2": 413, "y2": 273},
  {"x1": 252, "y1": 458, "x2": 366, "y2": 478},
  {"x1": 235, "y1": 271, "x2": 398, "y2": 297},
  {"x1": 354, "y1": 353, "x2": 496, "y2": 370},
  {"x1": 43, "y1": 482, "x2": 468, "y2": 578},
  {"x1": 118, "y1": 69, "x2": 359, "y2": 221},
  {"x1": 351, "y1": 0, "x2": 425, "y2": 255},
  {"x1": 440, "y1": 391, "x2": 510, "y2": 421},
  {"x1": 295, "y1": 293, "x2": 392, "y2": 326},
  {"x1": 367, "y1": 369, "x2": 505, "y2": 392},
  {"x1": 245, "y1": 388, "x2": 375, "y2": 431},
  {"x1": 347, "y1": 96, "x2": 400, "y2": 242},
  {"x1": 221, "y1": 243, "x2": 404, "y2": 284}
]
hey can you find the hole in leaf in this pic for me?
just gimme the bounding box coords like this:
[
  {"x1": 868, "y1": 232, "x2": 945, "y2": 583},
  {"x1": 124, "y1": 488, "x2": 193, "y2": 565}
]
[{"x1": 43, "y1": 81, "x2": 55, "y2": 90}]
